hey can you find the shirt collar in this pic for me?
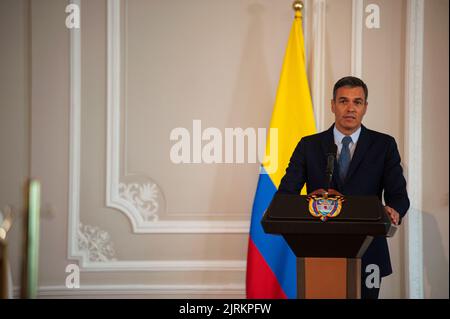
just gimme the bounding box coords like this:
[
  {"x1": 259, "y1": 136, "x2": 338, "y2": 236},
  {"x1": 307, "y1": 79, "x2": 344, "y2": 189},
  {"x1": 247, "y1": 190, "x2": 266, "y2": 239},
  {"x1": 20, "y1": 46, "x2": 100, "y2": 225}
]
[{"x1": 333, "y1": 125, "x2": 362, "y2": 145}]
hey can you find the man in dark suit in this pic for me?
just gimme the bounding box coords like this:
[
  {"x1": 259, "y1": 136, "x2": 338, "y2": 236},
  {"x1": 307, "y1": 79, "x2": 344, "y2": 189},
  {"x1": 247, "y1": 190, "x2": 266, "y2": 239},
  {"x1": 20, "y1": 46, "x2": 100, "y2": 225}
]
[{"x1": 277, "y1": 76, "x2": 410, "y2": 299}]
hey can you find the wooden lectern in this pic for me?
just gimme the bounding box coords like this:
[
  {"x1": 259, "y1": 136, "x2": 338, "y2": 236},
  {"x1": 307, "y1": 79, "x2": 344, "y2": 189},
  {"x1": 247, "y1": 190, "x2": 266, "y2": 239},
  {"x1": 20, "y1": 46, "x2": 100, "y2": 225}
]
[{"x1": 261, "y1": 193, "x2": 396, "y2": 299}]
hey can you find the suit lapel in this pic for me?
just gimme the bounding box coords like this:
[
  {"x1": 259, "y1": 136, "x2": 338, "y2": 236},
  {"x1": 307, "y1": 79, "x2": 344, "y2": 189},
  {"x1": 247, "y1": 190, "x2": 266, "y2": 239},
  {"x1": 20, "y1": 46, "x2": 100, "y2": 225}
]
[
  {"x1": 320, "y1": 125, "x2": 335, "y2": 158},
  {"x1": 345, "y1": 125, "x2": 373, "y2": 183}
]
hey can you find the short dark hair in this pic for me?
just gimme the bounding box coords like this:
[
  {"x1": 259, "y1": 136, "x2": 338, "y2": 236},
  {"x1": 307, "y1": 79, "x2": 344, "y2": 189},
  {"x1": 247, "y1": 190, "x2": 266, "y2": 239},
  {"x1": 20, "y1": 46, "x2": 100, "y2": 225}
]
[{"x1": 333, "y1": 76, "x2": 368, "y2": 101}]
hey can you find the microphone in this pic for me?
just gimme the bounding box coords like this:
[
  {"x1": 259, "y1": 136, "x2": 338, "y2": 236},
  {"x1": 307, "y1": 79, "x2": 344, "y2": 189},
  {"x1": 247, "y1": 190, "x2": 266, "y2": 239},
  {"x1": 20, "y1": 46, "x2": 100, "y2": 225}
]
[{"x1": 326, "y1": 144, "x2": 337, "y2": 190}]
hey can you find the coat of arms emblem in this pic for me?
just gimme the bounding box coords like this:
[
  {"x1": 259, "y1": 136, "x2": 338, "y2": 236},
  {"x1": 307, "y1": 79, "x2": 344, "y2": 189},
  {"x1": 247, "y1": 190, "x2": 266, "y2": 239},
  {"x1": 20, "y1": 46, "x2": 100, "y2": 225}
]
[{"x1": 307, "y1": 193, "x2": 344, "y2": 222}]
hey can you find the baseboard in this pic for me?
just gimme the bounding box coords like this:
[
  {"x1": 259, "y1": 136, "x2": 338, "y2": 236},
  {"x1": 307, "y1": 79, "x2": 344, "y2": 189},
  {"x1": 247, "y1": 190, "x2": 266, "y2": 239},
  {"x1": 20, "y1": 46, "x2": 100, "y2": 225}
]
[{"x1": 13, "y1": 284, "x2": 246, "y2": 298}]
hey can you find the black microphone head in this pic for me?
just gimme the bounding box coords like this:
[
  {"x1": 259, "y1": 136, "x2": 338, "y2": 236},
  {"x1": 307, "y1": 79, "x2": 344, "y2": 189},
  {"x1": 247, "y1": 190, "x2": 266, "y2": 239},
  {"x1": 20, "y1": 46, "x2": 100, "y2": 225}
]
[
  {"x1": 326, "y1": 144, "x2": 337, "y2": 175},
  {"x1": 327, "y1": 143, "x2": 337, "y2": 156}
]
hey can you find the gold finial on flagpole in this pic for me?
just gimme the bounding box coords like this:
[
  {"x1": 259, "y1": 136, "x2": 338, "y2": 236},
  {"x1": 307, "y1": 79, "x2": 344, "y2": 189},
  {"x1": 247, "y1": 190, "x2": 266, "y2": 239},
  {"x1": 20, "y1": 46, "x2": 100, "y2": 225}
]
[{"x1": 292, "y1": 0, "x2": 304, "y2": 12}]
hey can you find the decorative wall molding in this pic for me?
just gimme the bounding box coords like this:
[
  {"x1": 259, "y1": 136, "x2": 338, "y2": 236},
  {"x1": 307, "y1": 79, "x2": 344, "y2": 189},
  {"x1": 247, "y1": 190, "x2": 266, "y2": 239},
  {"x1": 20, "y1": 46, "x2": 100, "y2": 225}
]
[
  {"x1": 73, "y1": 260, "x2": 246, "y2": 272},
  {"x1": 118, "y1": 182, "x2": 161, "y2": 222},
  {"x1": 14, "y1": 284, "x2": 245, "y2": 298},
  {"x1": 68, "y1": 0, "x2": 82, "y2": 262},
  {"x1": 311, "y1": 0, "x2": 326, "y2": 132},
  {"x1": 68, "y1": 0, "x2": 248, "y2": 271},
  {"x1": 404, "y1": 0, "x2": 424, "y2": 299},
  {"x1": 351, "y1": 0, "x2": 364, "y2": 77},
  {"x1": 105, "y1": 0, "x2": 250, "y2": 234},
  {"x1": 78, "y1": 223, "x2": 117, "y2": 262},
  {"x1": 303, "y1": 0, "x2": 310, "y2": 73}
]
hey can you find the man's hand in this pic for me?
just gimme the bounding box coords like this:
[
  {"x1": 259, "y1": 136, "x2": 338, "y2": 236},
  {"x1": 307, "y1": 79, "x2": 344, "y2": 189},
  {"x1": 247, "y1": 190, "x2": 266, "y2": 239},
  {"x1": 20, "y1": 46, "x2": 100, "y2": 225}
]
[
  {"x1": 308, "y1": 188, "x2": 343, "y2": 196},
  {"x1": 384, "y1": 205, "x2": 400, "y2": 225}
]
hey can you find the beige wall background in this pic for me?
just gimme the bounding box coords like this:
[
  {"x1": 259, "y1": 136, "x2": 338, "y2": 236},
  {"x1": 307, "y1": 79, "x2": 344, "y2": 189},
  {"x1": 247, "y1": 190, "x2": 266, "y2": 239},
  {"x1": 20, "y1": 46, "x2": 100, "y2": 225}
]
[{"x1": 0, "y1": 0, "x2": 448, "y2": 298}]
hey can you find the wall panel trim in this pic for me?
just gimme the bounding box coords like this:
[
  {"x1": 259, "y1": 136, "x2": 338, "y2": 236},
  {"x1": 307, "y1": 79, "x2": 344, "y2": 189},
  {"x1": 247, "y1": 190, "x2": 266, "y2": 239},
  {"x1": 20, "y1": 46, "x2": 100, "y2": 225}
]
[
  {"x1": 15, "y1": 284, "x2": 245, "y2": 298},
  {"x1": 104, "y1": 0, "x2": 250, "y2": 234},
  {"x1": 68, "y1": 0, "x2": 247, "y2": 271},
  {"x1": 68, "y1": 0, "x2": 82, "y2": 262},
  {"x1": 311, "y1": 0, "x2": 327, "y2": 132},
  {"x1": 404, "y1": 0, "x2": 425, "y2": 299},
  {"x1": 351, "y1": 0, "x2": 363, "y2": 77}
]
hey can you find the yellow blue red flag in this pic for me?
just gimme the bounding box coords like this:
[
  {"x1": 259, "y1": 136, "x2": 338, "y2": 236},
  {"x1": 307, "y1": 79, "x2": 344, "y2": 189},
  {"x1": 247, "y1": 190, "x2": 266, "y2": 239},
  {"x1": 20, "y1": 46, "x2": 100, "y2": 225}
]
[{"x1": 246, "y1": 8, "x2": 316, "y2": 299}]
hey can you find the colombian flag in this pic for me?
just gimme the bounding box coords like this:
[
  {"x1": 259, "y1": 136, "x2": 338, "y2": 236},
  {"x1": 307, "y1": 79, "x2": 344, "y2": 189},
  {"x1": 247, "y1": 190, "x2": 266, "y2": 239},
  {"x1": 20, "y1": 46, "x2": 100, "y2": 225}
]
[{"x1": 246, "y1": 9, "x2": 316, "y2": 299}]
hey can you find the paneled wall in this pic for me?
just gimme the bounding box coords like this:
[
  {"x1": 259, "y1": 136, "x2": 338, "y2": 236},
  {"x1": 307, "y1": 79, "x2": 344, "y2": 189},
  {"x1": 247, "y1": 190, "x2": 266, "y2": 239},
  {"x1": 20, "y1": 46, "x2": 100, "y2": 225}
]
[{"x1": 0, "y1": 0, "x2": 447, "y2": 298}]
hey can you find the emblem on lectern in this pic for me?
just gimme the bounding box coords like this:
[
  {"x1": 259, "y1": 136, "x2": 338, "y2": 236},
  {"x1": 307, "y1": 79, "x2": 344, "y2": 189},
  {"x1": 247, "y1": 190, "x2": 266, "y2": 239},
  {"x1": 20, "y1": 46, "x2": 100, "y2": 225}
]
[{"x1": 307, "y1": 194, "x2": 344, "y2": 222}]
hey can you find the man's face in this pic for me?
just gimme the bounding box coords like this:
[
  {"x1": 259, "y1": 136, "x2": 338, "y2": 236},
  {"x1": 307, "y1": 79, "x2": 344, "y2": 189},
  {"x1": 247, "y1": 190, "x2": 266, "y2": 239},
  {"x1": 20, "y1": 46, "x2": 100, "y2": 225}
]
[{"x1": 331, "y1": 86, "x2": 367, "y2": 134}]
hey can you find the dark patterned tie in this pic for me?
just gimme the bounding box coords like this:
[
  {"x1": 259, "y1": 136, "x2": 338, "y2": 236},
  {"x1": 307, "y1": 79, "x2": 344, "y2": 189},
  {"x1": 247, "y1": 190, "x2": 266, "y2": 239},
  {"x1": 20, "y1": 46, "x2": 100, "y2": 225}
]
[{"x1": 339, "y1": 136, "x2": 352, "y2": 182}]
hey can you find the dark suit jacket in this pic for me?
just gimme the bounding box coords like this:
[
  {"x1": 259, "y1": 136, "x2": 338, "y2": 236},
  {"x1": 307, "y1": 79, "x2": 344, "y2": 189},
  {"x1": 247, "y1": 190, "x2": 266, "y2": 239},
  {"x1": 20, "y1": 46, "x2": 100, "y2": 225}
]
[{"x1": 277, "y1": 124, "x2": 410, "y2": 277}]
